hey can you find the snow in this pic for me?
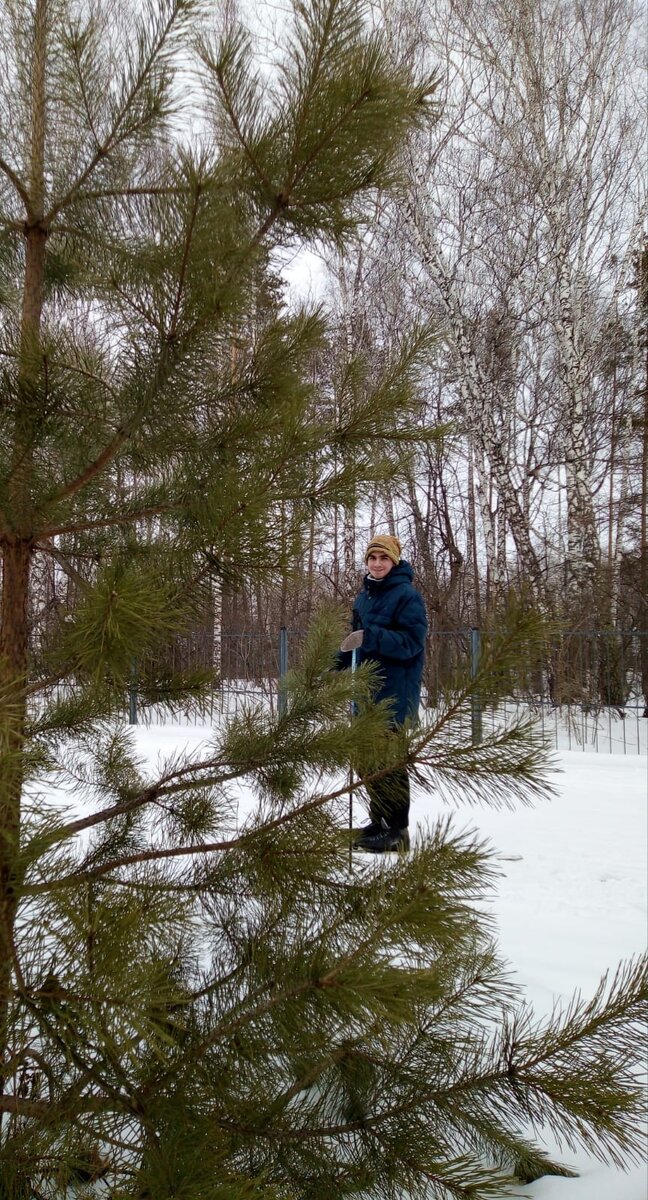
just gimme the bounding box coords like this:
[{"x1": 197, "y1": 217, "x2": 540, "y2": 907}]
[
  {"x1": 450, "y1": 753, "x2": 647, "y2": 1004},
  {"x1": 520, "y1": 1159, "x2": 648, "y2": 1200},
  {"x1": 105, "y1": 728, "x2": 648, "y2": 1196},
  {"x1": 433, "y1": 751, "x2": 647, "y2": 1199}
]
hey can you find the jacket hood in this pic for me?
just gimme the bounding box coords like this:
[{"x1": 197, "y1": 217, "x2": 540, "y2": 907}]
[{"x1": 364, "y1": 559, "x2": 414, "y2": 589}]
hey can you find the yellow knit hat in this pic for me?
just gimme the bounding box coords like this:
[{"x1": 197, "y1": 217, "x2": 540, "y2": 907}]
[{"x1": 365, "y1": 534, "x2": 401, "y2": 566}]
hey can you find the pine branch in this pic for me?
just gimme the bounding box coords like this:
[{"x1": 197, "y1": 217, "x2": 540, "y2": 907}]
[
  {"x1": 35, "y1": 197, "x2": 286, "y2": 518},
  {"x1": 17, "y1": 992, "x2": 138, "y2": 1119},
  {"x1": 104, "y1": 275, "x2": 165, "y2": 334},
  {"x1": 167, "y1": 181, "x2": 203, "y2": 342},
  {"x1": 72, "y1": 186, "x2": 189, "y2": 202},
  {"x1": 40, "y1": 423, "x2": 133, "y2": 507},
  {"x1": 68, "y1": 15, "x2": 103, "y2": 152},
  {"x1": 40, "y1": 505, "x2": 175, "y2": 539},
  {"x1": 289, "y1": 83, "x2": 376, "y2": 198},
  {"x1": 373, "y1": 1138, "x2": 513, "y2": 1200},
  {"x1": 0, "y1": 154, "x2": 30, "y2": 209},
  {"x1": 26, "y1": 750, "x2": 233, "y2": 851},
  {"x1": 202, "y1": 29, "x2": 275, "y2": 194},
  {"x1": 45, "y1": 0, "x2": 197, "y2": 227},
  {"x1": 31, "y1": 743, "x2": 521, "y2": 892},
  {"x1": 35, "y1": 540, "x2": 90, "y2": 592},
  {"x1": 24, "y1": 671, "x2": 71, "y2": 698},
  {"x1": 25, "y1": 770, "x2": 355, "y2": 890},
  {"x1": 181, "y1": 198, "x2": 285, "y2": 342},
  {"x1": 286, "y1": 0, "x2": 345, "y2": 175}
]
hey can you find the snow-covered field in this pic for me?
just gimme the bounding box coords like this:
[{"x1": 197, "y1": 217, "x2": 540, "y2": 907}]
[
  {"x1": 442, "y1": 750, "x2": 648, "y2": 1200},
  {"x1": 129, "y1": 724, "x2": 647, "y2": 1199},
  {"x1": 136, "y1": 694, "x2": 648, "y2": 760}
]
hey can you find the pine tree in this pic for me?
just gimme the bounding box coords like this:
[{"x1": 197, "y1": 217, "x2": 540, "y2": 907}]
[{"x1": 0, "y1": 2, "x2": 646, "y2": 1197}]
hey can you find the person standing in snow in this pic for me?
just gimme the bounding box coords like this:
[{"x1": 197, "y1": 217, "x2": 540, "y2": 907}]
[{"x1": 338, "y1": 534, "x2": 427, "y2": 853}]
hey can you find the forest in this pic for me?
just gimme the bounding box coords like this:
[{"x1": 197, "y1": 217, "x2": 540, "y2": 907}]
[
  {"x1": 0, "y1": 1, "x2": 646, "y2": 1197},
  {"x1": 20, "y1": 0, "x2": 648, "y2": 713}
]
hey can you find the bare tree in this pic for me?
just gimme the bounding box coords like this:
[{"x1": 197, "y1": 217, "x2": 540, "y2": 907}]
[{"x1": 369, "y1": 0, "x2": 646, "y2": 623}]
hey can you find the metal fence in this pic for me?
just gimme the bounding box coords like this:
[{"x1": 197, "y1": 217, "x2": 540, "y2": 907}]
[{"x1": 120, "y1": 627, "x2": 647, "y2": 756}]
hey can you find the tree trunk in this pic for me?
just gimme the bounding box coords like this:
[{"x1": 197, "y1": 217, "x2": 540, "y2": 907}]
[
  {"x1": 0, "y1": 0, "x2": 48, "y2": 1102},
  {"x1": 466, "y1": 446, "x2": 480, "y2": 624},
  {"x1": 408, "y1": 208, "x2": 547, "y2": 607},
  {"x1": 640, "y1": 295, "x2": 648, "y2": 715},
  {"x1": 472, "y1": 439, "x2": 496, "y2": 611},
  {"x1": 552, "y1": 239, "x2": 600, "y2": 614},
  {"x1": 0, "y1": 539, "x2": 32, "y2": 1102}
]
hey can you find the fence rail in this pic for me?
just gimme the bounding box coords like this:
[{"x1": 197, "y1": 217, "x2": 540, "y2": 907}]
[
  {"x1": 128, "y1": 626, "x2": 648, "y2": 755},
  {"x1": 35, "y1": 628, "x2": 648, "y2": 755}
]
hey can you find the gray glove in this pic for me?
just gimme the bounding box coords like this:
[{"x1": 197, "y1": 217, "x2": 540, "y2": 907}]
[{"x1": 340, "y1": 629, "x2": 364, "y2": 653}]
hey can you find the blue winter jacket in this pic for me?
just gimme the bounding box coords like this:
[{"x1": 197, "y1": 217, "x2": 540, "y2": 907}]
[{"x1": 339, "y1": 560, "x2": 427, "y2": 725}]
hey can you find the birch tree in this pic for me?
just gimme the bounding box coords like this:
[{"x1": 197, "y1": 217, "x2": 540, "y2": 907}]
[{"x1": 370, "y1": 0, "x2": 646, "y2": 623}]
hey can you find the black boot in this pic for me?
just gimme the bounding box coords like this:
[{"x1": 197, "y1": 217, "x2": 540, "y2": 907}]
[
  {"x1": 366, "y1": 766, "x2": 410, "y2": 834},
  {"x1": 354, "y1": 817, "x2": 410, "y2": 854}
]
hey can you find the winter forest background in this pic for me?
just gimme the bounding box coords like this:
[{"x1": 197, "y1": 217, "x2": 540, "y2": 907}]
[
  {"x1": 0, "y1": 0, "x2": 646, "y2": 1197},
  {"x1": 272, "y1": 0, "x2": 647, "y2": 634},
  {"x1": 25, "y1": 0, "x2": 648, "y2": 713}
]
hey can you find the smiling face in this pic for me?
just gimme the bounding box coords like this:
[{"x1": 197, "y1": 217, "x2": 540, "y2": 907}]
[{"x1": 366, "y1": 551, "x2": 395, "y2": 579}]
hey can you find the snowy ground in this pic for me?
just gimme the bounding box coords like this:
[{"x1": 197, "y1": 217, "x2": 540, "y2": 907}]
[
  {"x1": 437, "y1": 750, "x2": 648, "y2": 1200},
  {"x1": 130, "y1": 727, "x2": 648, "y2": 1197},
  {"x1": 136, "y1": 694, "x2": 648, "y2": 759}
]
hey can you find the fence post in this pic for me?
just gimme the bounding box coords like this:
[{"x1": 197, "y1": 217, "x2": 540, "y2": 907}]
[
  {"x1": 278, "y1": 626, "x2": 289, "y2": 715},
  {"x1": 128, "y1": 660, "x2": 138, "y2": 726},
  {"x1": 470, "y1": 627, "x2": 482, "y2": 746}
]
